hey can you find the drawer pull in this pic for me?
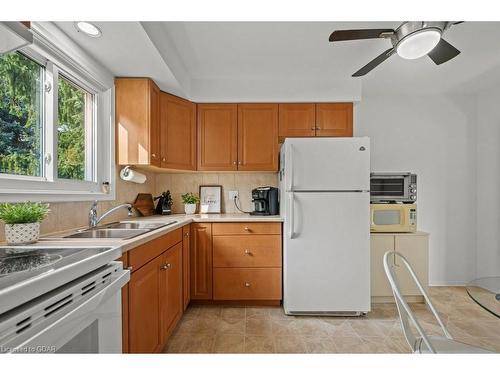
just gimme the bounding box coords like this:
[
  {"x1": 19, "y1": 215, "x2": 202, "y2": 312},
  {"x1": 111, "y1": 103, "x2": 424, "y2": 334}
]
[
  {"x1": 160, "y1": 264, "x2": 168, "y2": 270},
  {"x1": 244, "y1": 227, "x2": 250, "y2": 232},
  {"x1": 244, "y1": 249, "x2": 252, "y2": 255},
  {"x1": 244, "y1": 282, "x2": 251, "y2": 287}
]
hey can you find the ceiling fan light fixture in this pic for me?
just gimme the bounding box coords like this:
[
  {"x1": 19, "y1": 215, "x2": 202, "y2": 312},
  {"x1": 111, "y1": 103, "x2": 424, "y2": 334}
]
[{"x1": 396, "y1": 28, "x2": 441, "y2": 60}]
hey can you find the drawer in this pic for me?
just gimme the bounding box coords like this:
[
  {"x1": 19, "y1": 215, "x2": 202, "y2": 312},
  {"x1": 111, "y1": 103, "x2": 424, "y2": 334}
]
[
  {"x1": 213, "y1": 235, "x2": 281, "y2": 268},
  {"x1": 213, "y1": 268, "x2": 282, "y2": 300},
  {"x1": 212, "y1": 222, "x2": 281, "y2": 236},
  {"x1": 128, "y1": 228, "x2": 183, "y2": 271}
]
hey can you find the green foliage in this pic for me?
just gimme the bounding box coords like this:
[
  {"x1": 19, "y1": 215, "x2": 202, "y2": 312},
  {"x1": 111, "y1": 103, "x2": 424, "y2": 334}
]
[
  {"x1": 181, "y1": 192, "x2": 199, "y2": 204},
  {"x1": 0, "y1": 51, "x2": 87, "y2": 180},
  {"x1": 57, "y1": 78, "x2": 85, "y2": 180},
  {"x1": 0, "y1": 52, "x2": 42, "y2": 176},
  {"x1": 0, "y1": 202, "x2": 50, "y2": 224}
]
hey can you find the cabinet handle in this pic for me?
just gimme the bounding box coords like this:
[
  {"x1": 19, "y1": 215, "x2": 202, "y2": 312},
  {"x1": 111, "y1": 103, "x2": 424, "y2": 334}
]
[
  {"x1": 160, "y1": 264, "x2": 168, "y2": 270},
  {"x1": 238, "y1": 161, "x2": 242, "y2": 165},
  {"x1": 233, "y1": 161, "x2": 237, "y2": 165},
  {"x1": 315, "y1": 127, "x2": 320, "y2": 130},
  {"x1": 244, "y1": 249, "x2": 252, "y2": 255},
  {"x1": 162, "y1": 157, "x2": 166, "y2": 162},
  {"x1": 166, "y1": 263, "x2": 172, "y2": 269},
  {"x1": 244, "y1": 282, "x2": 251, "y2": 287},
  {"x1": 244, "y1": 227, "x2": 250, "y2": 231},
  {"x1": 311, "y1": 127, "x2": 315, "y2": 130},
  {"x1": 185, "y1": 232, "x2": 189, "y2": 237},
  {"x1": 152, "y1": 153, "x2": 157, "y2": 158}
]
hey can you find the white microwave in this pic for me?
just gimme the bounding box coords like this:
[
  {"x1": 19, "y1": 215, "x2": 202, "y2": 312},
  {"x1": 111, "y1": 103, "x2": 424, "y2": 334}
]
[{"x1": 370, "y1": 203, "x2": 417, "y2": 233}]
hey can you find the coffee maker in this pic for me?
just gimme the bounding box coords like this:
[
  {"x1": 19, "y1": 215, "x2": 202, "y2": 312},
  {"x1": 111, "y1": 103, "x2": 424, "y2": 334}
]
[{"x1": 250, "y1": 187, "x2": 279, "y2": 216}]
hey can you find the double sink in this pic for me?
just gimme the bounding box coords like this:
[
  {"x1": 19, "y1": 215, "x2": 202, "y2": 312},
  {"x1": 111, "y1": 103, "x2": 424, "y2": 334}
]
[{"x1": 63, "y1": 221, "x2": 177, "y2": 240}]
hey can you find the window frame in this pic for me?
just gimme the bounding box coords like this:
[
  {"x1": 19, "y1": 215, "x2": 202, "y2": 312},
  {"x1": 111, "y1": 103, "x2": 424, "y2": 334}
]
[{"x1": 0, "y1": 23, "x2": 115, "y2": 202}]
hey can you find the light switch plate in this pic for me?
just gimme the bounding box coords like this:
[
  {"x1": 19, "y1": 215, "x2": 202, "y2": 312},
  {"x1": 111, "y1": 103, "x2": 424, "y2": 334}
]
[{"x1": 229, "y1": 191, "x2": 239, "y2": 200}]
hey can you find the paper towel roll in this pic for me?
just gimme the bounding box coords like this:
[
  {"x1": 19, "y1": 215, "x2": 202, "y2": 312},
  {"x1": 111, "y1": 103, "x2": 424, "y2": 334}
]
[{"x1": 120, "y1": 166, "x2": 147, "y2": 184}]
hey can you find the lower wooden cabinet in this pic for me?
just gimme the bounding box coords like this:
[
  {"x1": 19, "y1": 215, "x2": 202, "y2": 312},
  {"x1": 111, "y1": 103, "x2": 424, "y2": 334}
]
[
  {"x1": 190, "y1": 223, "x2": 213, "y2": 300},
  {"x1": 370, "y1": 232, "x2": 429, "y2": 303},
  {"x1": 182, "y1": 225, "x2": 191, "y2": 310},
  {"x1": 213, "y1": 268, "x2": 282, "y2": 300},
  {"x1": 129, "y1": 256, "x2": 161, "y2": 353},
  {"x1": 160, "y1": 243, "x2": 182, "y2": 340},
  {"x1": 124, "y1": 227, "x2": 185, "y2": 353}
]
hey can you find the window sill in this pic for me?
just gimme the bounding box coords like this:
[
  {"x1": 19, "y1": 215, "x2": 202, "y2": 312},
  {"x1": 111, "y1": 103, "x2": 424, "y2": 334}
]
[{"x1": 0, "y1": 188, "x2": 116, "y2": 203}]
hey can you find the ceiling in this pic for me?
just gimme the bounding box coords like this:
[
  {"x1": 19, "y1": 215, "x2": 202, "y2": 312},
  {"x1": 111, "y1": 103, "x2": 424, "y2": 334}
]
[{"x1": 55, "y1": 21, "x2": 500, "y2": 99}]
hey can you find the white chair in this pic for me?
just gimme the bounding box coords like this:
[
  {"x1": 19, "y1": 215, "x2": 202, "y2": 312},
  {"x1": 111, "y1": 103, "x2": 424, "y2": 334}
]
[{"x1": 383, "y1": 251, "x2": 492, "y2": 353}]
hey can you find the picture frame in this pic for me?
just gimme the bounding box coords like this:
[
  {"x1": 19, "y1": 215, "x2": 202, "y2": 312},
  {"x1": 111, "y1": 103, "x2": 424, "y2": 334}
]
[{"x1": 199, "y1": 185, "x2": 222, "y2": 214}]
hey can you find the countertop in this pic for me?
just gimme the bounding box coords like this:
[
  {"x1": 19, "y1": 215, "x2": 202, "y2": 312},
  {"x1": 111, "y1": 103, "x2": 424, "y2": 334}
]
[{"x1": 35, "y1": 213, "x2": 283, "y2": 254}]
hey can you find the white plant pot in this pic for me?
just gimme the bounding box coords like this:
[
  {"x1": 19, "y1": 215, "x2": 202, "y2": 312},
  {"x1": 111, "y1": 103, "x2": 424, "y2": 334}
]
[
  {"x1": 5, "y1": 222, "x2": 40, "y2": 245},
  {"x1": 184, "y1": 203, "x2": 197, "y2": 215}
]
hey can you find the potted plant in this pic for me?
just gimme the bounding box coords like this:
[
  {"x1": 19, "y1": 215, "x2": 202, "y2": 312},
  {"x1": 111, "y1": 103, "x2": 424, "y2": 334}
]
[
  {"x1": 181, "y1": 192, "x2": 199, "y2": 215},
  {"x1": 0, "y1": 202, "x2": 50, "y2": 245}
]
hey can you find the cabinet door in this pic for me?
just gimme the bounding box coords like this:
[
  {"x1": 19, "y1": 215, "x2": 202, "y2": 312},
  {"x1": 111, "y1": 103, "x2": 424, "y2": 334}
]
[
  {"x1": 395, "y1": 235, "x2": 429, "y2": 296},
  {"x1": 160, "y1": 243, "x2": 183, "y2": 341},
  {"x1": 316, "y1": 103, "x2": 353, "y2": 137},
  {"x1": 182, "y1": 225, "x2": 191, "y2": 310},
  {"x1": 129, "y1": 257, "x2": 161, "y2": 353},
  {"x1": 149, "y1": 80, "x2": 161, "y2": 166},
  {"x1": 370, "y1": 235, "x2": 395, "y2": 297},
  {"x1": 197, "y1": 104, "x2": 238, "y2": 171},
  {"x1": 278, "y1": 104, "x2": 315, "y2": 137},
  {"x1": 237, "y1": 104, "x2": 279, "y2": 171},
  {"x1": 190, "y1": 223, "x2": 213, "y2": 299},
  {"x1": 160, "y1": 93, "x2": 197, "y2": 170},
  {"x1": 116, "y1": 78, "x2": 159, "y2": 165}
]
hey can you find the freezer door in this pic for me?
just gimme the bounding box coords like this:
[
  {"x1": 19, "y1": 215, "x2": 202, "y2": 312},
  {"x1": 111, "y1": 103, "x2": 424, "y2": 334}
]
[
  {"x1": 282, "y1": 137, "x2": 370, "y2": 191},
  {"x1": 283, "y1": 191, "x2": 370, "y2": 314}
]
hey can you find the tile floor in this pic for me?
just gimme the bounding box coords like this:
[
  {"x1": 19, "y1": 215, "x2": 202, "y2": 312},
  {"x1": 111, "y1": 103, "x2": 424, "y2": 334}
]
[{"x1": 164, "y1": 287, "x2": 500, "y2": 353}]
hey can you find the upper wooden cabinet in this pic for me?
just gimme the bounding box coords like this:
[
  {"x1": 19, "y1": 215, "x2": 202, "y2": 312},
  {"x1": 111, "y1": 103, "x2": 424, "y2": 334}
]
[
  {"x1": 279, "y1": 103, "x2": 316, "y2": 137},
  {"x1": 160, "y1": 93, "x2": 197, "y2": 170},
  {"x1": 279, "y1": 103, "x2": 353, "y2": 138},
  {"x1": 115, "y1": 78, "x2": 160, "y2": 166},
  {"x1": 316, "y1": 103, "x2": 353, "y2": 137},
  {"x1": 237, "y1": 104, "x2": 279, "y2": 171},
  {"x1": 197, "y1": 104, "x2": 238, "y2": 171},
  {"x1": 197, "y1": 103, "x2": 279, "y2": 172}
]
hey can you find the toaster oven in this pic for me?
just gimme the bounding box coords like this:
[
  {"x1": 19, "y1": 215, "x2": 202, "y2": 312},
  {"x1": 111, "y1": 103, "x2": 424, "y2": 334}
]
[{"x1": 370, "y1": 172, "x2": 417, "y2": 203}]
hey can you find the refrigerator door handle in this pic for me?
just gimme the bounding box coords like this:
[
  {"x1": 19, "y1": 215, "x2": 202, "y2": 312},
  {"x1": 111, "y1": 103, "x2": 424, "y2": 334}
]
[
  {"x1": 289, "y1": 192, "x2": 295, "y2": 239},
  {"x1": 287, "y1": 143, "x2": 294, "y2": 191}
]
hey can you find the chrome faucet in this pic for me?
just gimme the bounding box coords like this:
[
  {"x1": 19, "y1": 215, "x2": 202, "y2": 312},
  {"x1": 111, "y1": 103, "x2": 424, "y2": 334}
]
[{"x1": 89, "y1": 200, "x2": 133, "y2": 228}]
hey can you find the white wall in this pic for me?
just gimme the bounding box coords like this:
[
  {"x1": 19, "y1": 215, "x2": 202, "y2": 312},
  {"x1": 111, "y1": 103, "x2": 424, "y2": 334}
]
[
  {"x1": 475, "y1": 88, "x2": 500, "y2": 278},
  {"x1": 355, "y1": 94, "x2": 477, "y2": 285}
]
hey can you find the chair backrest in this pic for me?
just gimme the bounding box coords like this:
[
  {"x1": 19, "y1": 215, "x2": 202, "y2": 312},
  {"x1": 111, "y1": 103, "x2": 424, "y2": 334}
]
[{"x1": 383, "y1": 251, "x2": 452, "y2": 353}]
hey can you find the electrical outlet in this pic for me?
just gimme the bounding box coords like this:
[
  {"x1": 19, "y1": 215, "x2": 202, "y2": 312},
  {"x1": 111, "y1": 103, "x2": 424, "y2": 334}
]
[{"x1": 229, "y1": 191, "x2": 239, "y2": 200}]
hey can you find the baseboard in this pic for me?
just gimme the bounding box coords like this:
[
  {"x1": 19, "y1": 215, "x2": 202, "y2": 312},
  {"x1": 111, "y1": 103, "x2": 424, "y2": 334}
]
[
  {"x1": 428, "y1": 282, "x2": 467, "y2": 287},
  {"x1": 372, "y1": 296, "x2": 424, "y2": 303}
]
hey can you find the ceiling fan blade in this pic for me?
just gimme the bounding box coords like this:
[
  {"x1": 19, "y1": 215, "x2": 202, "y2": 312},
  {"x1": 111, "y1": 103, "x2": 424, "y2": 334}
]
[
  {"x1": 352, "y1": 48, "x2": 395, "y2": 77},
  {"x1": 428, "y1": 38, "x2": 461, "y2": 65},
  {"x1": 329, "y1": 29, "x2": 394, "y2": 42}
]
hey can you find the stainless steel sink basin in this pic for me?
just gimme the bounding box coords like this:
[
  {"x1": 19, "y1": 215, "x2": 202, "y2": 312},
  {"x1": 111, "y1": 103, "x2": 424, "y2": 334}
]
[
  {"x1": 64, "y1": 228, "x2": 149, "y2": 239},
  {"x1": 104, "y1": 221, "x2": 177, "y2": 230},
  {"x1": 62, "y1": 220, "x2": 178, "y2": 239}
]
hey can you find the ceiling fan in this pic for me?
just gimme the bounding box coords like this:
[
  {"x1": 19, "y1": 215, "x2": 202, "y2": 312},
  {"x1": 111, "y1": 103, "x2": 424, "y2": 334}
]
[{"x1": 329, "y1": 21, "x2": 463, "y2": 77}]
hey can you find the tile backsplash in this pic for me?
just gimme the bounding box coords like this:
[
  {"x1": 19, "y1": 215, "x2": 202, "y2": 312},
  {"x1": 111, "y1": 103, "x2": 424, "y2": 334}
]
[{"x1": 155, "y1": 172, "x2": 279, "y2": 214}]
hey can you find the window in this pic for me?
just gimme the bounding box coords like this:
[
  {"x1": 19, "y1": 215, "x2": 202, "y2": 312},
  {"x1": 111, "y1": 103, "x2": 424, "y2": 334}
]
[
  {"x1": 0, "y1": 52, "x2": 44, "y2": 177},
  {"x1": 0, "y1": 23, "x2": 114, "y2": 202},
  {"x1": 57, "y1": 75, "x2": 94, "y2": 181}
]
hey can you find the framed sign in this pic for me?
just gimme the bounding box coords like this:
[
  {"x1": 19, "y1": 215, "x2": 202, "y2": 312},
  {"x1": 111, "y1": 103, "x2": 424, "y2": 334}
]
[{"x1": 199, "y1": 185, "x2": 222, "y2": 213}]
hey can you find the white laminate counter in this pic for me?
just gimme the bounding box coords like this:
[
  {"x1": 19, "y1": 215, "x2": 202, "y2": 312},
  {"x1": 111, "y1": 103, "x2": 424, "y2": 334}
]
[{"x1": 35, "y1": 213, "x2": 283, "y2": 254}]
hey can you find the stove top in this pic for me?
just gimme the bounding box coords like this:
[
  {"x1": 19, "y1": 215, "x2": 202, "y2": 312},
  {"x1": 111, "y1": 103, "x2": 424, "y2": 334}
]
[{"x1": 0, "y1": 245, "x2": 122, "y2": 315}]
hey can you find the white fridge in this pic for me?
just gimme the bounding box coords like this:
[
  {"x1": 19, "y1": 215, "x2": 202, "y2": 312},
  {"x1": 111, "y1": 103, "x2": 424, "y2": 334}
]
[{"x1": 280, "y1": 137, "x2": 371, "y2": 315}]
